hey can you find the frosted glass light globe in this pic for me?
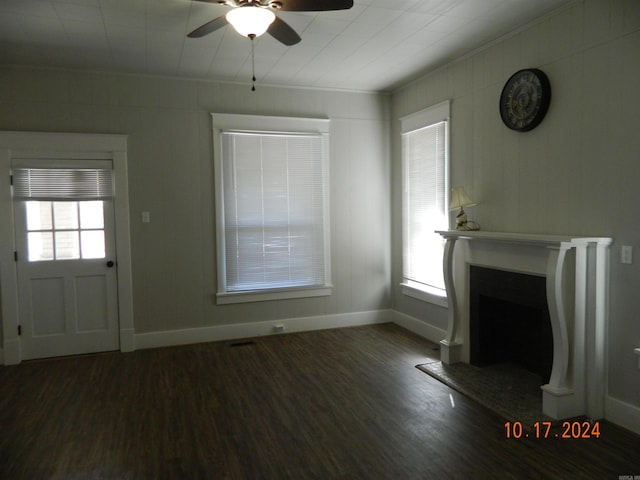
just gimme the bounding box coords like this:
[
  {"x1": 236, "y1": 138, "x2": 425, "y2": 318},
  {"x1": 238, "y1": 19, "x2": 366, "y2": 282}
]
[{"x1": 226, "y1": 7, "x2": 276, "y2": 38}]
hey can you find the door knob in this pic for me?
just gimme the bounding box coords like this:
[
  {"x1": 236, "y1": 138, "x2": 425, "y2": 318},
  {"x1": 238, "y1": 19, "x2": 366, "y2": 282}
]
[{"x1": 106, "y1": 260, "x2": 115, "y2": 268}]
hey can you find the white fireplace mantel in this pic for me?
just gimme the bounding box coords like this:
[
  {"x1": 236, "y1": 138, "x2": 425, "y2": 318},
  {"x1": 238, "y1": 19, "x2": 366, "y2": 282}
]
[{"x1": 436, "y1": 230, "x2": 613, "y2": 420}]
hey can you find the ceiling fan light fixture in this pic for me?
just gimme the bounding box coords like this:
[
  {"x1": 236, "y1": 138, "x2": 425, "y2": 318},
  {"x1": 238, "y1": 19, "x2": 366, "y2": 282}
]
[{"x1": 226, "y1": 7, "x2": 276, "y2": 38}]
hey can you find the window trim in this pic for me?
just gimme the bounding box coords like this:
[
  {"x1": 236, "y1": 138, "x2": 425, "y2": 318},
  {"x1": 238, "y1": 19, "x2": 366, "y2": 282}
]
[
  {"x1": 400, "y1": 281, "x2": 448, "y2": 308},
  {"x1": 399, "y1": 100, "x2": 451, "y2": 305},
  {"x1": 211, "y1": 113, "x2": 332, "y2": 304}
]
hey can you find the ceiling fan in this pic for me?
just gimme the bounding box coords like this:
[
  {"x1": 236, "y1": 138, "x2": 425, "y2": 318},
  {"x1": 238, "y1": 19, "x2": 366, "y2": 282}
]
[{"x1": 187, "y1": 0, "x2": 354, "y2": 46}]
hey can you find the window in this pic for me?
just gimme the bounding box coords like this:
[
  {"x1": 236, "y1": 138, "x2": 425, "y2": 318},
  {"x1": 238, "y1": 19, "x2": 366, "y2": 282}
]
[
  {"x1": 25, "y1": 201, "x2": 105, "y2": 261},
  {"x1": 212, "y1": 114, "x2": 331, "y2": 304},
  {"x1": 400, "y1": 101, "x2": 450, "y2": 305},
  {"x1": 12, "y1": 167, "x2": 113, "y2": 262}
]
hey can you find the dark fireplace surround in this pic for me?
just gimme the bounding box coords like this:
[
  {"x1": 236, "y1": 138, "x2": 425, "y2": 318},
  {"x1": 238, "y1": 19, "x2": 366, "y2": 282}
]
[{"x1": 469, "y1": 266, "x2": 553, "y2": 381}]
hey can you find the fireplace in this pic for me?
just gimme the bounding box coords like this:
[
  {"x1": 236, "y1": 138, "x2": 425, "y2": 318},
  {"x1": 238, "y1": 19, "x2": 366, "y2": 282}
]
[
  {"x1": 470, "y1": 266, "x2": 553, "y2": 381},
  {"x1": 437, "y1": 230, "x2": 613, "y2": 420}
]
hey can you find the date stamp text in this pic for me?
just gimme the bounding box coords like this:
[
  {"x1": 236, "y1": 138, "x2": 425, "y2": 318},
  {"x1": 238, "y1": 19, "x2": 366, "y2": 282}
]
[{"x1": 504, "y1": 420, "x2": 601, "y2": 439}]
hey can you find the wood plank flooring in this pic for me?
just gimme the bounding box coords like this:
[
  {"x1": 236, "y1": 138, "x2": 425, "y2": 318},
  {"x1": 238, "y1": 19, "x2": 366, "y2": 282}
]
[{"x1": 1, "y1": 323, "x2": 639, "y2": 479}]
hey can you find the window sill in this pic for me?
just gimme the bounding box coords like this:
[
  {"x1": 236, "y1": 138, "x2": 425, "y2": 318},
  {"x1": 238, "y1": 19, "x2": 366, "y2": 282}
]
[
  {"x1": 217, "y1": 285, "x2": 332, "y2": 305},
  {"x1": 401, "y1": 282, "x2": 448, "y2": 308}
]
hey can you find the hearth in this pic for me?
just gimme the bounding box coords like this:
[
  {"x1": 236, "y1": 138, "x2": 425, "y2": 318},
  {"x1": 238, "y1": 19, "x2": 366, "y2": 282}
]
[{"x1": 469, "y1": 266, "x2": 553, "y2": 381}]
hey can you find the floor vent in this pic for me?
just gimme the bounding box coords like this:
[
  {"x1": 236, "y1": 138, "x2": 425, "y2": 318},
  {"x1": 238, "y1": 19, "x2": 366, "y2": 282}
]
[{"x1": 229, "y1": 341, "x2": 256, "y2": 348}]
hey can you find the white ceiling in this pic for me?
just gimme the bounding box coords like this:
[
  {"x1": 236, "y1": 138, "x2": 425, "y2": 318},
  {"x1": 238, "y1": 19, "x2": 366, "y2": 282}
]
[{"x1": 0, "y1": 0, "x2": 572, "y2": 93}]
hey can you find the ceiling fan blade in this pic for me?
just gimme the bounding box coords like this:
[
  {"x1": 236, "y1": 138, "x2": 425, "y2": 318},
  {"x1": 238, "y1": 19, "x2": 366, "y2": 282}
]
[
  {"x1": 276, "y1": 0, "x2": 353, "y2": 11},
  {"x1": 187, "y1": 15, "x2": 229, "y2": 38},
  {"x1": 267, "y1": 16, "x2": 301, "y2": 46}
]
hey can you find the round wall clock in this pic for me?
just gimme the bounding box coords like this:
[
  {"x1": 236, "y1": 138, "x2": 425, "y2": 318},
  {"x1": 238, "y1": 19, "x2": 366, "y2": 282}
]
[{"x1": 499, "y1": 68, "x2": 551, "y2": 132}]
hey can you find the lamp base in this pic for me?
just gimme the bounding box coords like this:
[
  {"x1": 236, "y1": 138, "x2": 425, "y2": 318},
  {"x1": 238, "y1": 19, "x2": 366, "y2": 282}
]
[
  {"x1": 455, "y1": 208, "x2": 480, "y2": 231},
  {"x1": 455, "y1": 208, "x2": 467, "y2": 230}
]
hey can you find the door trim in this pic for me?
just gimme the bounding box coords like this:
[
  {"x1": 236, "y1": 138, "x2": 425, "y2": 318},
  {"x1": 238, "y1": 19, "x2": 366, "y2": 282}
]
[{"x1": 0, "y1": 132, "x2": 134, "y2": 364}]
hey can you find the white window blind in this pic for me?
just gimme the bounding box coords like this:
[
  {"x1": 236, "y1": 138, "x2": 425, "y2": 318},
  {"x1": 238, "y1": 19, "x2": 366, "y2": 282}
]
[
  {"x1": 12, "y1": 168, "x2": 113, "y2": 200},
  {"x1": 401, "y1": 101, "x2": 449, "y2": 294},
  {"x1": 221, "y1": 130, "x2": 327, "y2": 293}
]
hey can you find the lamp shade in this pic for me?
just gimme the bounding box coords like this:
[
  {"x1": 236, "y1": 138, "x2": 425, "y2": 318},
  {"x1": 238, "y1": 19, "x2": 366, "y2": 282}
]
[
  {"x1": 226, "y1": 7, "x2": 276, "y2": 38},
  {"x1": 449, "y1": 186, "x2": 476, "y2": 210}
]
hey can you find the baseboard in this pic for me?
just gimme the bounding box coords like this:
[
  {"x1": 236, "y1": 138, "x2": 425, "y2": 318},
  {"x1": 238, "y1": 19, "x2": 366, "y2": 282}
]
[
  {"x1": 134, "y1": 309, "x2": 394, "y2": 351},
  {"x1": 119, "y1": 328, "x2": 136, "y2": 353},
  {"x1": 605, "y1": 395, "x2": 640, "y2": 435},
  {"x1": 1, "y1": 338, "x2": 20, "y2": 365},
  {"x1": 392, "y1": 311, "x2": 447, "y2": 344}
]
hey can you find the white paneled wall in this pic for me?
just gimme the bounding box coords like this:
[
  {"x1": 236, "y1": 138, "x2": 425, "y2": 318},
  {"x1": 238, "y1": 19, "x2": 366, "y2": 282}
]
[
  {"x1": 0, "y1": 68, "x2": 391, "y2": 340},
  {"x1": 391, "y1": 0, "x2": 640, "y2": 415}
]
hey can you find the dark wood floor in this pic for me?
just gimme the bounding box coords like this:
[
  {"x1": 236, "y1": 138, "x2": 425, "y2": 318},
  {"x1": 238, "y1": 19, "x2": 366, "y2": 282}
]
[{"x1": 1, "y1": 323, "x2": 639, "y2": 479}]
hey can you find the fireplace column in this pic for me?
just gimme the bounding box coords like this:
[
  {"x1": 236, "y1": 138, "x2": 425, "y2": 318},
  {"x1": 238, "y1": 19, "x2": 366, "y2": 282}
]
[
  {"x1": 440, "y1": 234, "x2": 462, "y2": 364},
  {"x1": 541, "y1": 238, "x2": 612, "y2": 419},
  {"x1": 541, "y1": 242, "x2": 575, "y2": 418}
]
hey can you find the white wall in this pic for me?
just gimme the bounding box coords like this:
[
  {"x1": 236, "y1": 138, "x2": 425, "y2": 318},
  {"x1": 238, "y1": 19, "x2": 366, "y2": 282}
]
[
  {"x1": 0, "y1": 68, "x2": 391, "y2": 343},
  {"x1": 391, "y1": 0, "x2": 640, "y2": 416}
]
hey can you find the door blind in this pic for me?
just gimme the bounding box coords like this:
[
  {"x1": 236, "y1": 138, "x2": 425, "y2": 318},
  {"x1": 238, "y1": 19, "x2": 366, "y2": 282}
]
[{"x1": 12, "y1": 168, "x2": 113, "y2": 201}]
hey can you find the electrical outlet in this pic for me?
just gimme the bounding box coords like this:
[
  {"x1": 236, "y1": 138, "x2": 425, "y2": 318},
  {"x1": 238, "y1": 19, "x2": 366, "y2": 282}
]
[
  {"x1": 273, "y1": 324, "x2": 285, "y2": 333},
  {"x1": 621, "y1": 245, "x2": 633, "y2": 264}
]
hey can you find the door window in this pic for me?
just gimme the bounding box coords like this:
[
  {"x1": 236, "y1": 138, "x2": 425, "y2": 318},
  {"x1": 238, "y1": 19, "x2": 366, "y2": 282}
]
[{"x1": 26, "y1": 200, "x2": 106, "y2": 261}]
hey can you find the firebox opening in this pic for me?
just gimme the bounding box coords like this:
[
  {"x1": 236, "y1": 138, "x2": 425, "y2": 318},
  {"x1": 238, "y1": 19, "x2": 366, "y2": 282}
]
[{"x1": 470, "y1": 266, "x2": 554, "y2": 381}]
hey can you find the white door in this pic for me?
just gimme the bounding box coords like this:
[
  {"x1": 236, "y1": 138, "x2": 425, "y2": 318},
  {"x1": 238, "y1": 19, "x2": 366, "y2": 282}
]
[{"x1": 12, "y1": 165, "x2": 120, "y2": 360}]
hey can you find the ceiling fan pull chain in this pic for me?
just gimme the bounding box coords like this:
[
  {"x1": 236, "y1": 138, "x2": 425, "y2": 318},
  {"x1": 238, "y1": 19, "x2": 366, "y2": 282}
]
[{"x1": 250, "y1": 33, "x2": 256, "y2": 91}]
